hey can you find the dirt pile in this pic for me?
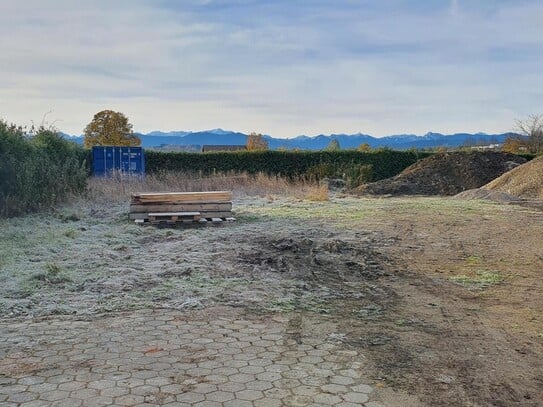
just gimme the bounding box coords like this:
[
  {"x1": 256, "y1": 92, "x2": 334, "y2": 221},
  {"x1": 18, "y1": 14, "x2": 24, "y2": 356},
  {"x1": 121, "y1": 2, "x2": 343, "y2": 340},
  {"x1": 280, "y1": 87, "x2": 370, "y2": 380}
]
[
  {"x1": 483, "y1": 155, "x2": 543, "y2": 199},
  {"x1": 454, "y1": 188, "x2": 524, "y2": 203},
  {"x1": 355, "y1": 151, "x2": 526, "y2": 196}
]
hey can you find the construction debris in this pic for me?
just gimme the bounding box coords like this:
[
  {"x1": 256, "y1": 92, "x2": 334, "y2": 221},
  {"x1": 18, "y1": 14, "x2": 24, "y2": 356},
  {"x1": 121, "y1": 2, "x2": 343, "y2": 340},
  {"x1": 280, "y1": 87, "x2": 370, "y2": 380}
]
[{"x1": 130, "y1": 191, "x2": 235, "y2": 225}]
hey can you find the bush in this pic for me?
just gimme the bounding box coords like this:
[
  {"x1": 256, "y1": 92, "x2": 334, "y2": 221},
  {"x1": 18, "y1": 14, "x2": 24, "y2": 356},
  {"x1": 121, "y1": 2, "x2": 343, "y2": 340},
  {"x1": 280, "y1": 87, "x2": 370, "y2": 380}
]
[
  {"x1": 145, "y1": 149, "x2": 433, "y2": 181},
  {"x1": 0, "y1": 121, "x2": 88, "y2": 217}
]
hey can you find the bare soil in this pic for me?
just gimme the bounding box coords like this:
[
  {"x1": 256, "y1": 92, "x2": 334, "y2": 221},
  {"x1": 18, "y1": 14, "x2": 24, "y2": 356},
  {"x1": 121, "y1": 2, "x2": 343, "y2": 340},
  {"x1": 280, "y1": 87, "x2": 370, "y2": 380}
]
[{"x1": 1, "y1": 194, "x2": 542, "y2": 406}]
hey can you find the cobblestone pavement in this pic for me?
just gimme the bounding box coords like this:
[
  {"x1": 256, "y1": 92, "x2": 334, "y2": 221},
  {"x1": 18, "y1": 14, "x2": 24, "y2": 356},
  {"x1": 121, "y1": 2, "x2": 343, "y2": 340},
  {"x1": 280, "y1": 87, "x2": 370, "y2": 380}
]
[{"x1": 0, "y1": 308, "x2": 387, "y2": 407}]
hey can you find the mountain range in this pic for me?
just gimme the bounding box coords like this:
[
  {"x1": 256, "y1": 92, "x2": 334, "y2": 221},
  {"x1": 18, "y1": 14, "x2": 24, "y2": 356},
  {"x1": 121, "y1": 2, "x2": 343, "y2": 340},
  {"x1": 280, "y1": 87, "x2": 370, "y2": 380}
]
[{"x1": 64, "y1": 129, "x2": 516, "y2": 150}]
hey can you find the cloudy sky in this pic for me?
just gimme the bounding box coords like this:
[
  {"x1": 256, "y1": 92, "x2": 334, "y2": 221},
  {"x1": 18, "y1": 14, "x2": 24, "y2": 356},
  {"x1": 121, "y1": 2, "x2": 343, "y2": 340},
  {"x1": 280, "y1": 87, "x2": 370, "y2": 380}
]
[{"x1": 1, "y1": 0, "x2": 542, "y2": 138}]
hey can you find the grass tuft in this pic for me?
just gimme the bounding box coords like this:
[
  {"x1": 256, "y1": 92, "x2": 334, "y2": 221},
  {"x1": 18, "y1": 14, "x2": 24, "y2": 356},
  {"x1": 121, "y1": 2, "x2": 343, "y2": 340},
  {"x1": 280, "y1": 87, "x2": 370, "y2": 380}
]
[{"x1": 451, "y1": 270, "x2": 504, "y2": 288}]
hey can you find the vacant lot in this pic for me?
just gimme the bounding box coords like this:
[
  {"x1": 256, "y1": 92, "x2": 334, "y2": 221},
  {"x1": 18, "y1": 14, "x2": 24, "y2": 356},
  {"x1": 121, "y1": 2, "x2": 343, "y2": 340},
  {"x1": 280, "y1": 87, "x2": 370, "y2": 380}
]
[{"x1": 1, "y1": 191, "x2": 542, "y2": 406}]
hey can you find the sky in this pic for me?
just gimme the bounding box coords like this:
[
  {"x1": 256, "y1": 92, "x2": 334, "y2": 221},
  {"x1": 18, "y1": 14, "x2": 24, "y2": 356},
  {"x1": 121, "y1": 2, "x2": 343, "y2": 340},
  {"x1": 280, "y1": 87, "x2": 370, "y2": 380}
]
[{"x1": 1, "y1": 0, "x2": 542, "y2": 138}]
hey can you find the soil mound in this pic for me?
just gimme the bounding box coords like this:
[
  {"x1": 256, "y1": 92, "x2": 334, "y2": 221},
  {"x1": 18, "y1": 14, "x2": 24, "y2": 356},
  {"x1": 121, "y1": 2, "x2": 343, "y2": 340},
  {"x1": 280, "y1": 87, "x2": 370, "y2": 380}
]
[
  {"x1": 355, "y1": 151, "x2": 526, "y2": 196},
  {"x1": 454, "y1": 188, "x2": 523, "y2": 203},
  {"x1": 483, "y1": 155, "x2": 543, "y2": 199}
]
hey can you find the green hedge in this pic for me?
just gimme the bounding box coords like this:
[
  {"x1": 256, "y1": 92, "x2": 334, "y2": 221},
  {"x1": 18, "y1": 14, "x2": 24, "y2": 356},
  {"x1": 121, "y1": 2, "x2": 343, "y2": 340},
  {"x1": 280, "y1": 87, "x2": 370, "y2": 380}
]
[
  {"x1": 0, "y1": 121, "x2": 88, "y2": 217},
  {"x1": 145, "y1": 149, "x2": 432, "y2": 181}
]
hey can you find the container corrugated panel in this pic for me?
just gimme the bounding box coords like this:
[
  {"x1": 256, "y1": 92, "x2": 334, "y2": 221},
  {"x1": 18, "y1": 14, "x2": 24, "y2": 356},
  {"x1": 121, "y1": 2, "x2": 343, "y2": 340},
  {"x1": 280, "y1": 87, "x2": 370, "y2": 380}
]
[{"x1": 92, "y1": 146, "x2": 145, "y2": 176}]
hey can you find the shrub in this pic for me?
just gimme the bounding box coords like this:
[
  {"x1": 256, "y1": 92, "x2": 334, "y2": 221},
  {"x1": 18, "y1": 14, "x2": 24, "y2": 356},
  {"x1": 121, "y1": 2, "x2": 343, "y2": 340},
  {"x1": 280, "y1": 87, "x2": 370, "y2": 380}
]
[
  {"x1": 344, "y1": 164, "x2": 374, "y2": 189},
  {"x1": 145, "y1": 150, "x2": 433, "y2": 181},
  {"x1": 0, "y1": 121, "x2": 88, "y2": 217}
]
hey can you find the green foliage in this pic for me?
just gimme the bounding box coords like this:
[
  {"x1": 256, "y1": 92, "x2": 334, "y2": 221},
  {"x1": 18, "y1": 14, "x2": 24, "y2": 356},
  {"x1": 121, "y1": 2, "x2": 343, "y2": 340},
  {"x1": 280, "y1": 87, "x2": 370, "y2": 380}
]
[
  {"x1": 324, "y1": 139, "x2": 340, "y2": 151},
  {"x1": 145, "y1": 149, "x2": 433, "y2": 182},
  {"x1": 0, "y1": 120, "x2": 88, "y2": 217},
  {"x1": 344, "y1": 164, "x2": 373, "y2": 188}
]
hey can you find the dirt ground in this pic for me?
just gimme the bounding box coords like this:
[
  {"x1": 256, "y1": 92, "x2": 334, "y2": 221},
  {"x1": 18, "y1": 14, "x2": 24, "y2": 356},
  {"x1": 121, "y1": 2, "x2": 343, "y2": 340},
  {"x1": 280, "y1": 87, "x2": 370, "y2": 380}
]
[{"x1": 1, "y1": 193, "x2": 542, "y2": 406}]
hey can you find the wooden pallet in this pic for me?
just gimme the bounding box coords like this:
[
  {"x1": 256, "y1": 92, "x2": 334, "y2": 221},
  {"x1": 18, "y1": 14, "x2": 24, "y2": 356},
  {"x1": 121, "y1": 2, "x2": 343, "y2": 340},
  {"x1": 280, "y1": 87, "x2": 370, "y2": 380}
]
[
  {"x1": 135, "y1": 214, "x2": 236, "y2": 225},
  {"x1": 130, "y1": 211, "x2": 233, "y2": 220},
  {"x1": 130, "y1": 202, "x2": 232, "y2": 213},
  {"x1": 148, "y1": 211, "x2": 200, "y2": 224}
]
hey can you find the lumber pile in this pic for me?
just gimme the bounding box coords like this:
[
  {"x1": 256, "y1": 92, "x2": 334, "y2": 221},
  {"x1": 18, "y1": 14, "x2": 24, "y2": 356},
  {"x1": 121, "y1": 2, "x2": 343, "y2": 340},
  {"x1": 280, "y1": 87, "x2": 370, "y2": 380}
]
[{"x1": 130, "y1": 191, "x2": 235, "y2": 225}]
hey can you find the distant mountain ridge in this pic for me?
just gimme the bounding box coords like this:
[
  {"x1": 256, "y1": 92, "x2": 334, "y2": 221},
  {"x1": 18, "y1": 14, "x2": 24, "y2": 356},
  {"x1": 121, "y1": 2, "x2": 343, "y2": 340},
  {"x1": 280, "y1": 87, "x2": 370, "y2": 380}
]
[{"x1": 64, "y1": 129, "x2": 516, "y2": 150}]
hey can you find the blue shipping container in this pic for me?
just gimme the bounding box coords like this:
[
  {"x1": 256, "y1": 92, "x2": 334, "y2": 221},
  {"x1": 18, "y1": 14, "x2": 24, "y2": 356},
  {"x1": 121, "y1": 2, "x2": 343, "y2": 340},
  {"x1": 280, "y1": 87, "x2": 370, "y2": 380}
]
[{"x1": 92, "y1": 146, "x2": 145, "y2": 176}]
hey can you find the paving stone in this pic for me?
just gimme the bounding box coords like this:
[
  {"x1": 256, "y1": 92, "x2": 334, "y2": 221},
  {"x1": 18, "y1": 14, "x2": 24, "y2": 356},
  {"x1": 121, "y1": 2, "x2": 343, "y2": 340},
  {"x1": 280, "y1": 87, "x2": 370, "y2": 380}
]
[
  {"x1": 245, "y1": 380, "x2": 274, "y2": 391},
  {"x1": 50, "y1": 398, "x2": 83, "y2": 407},
  {"x1": 7, "y1": 391, "x2": 37, "y2": 403},
  {"x1": 115, "y1": 394, "x2": 145, "y2": 405},
  {"x1": 0, "y1": 309, "x2": 381, "y2": 407},
  {"x1": 217, "y1": 381, "x2": 246, "y2": 393},
  {"x1": 224, "y1": 399, "x2": 253, "y2": 407},
  {"x1": 192, "y1": 382, "x2": 219, "y2": 394},
  {"x1": 321, "y1": 383, "x2": 350, "y2": 394},
  {"x1": 254, "y1": 398, "x2": 283, "y2": 407},
  {"x1": 291, "y1": 385, "x2": 320, "y2": 396},
  {"x1": 69, "y1": 388, "x2": 100, "y2": 399},
  {"x1": 176, "y1": 391, "x2": 206, "y2": 403},
  {"x1": 205, "y1": 390, "x2": 235, "y2": 402},
  {"x1": 337, "y1": 402, "x2": 363, "y2": 407},
  {"x1": 236, "y1": 388, "x2": 265, "y2": 401},
  {"x1": 342, "y1": 391, "x2": 370, "y2": 403},
  {"x1": 82, "y1": 396, "x2": 113, "y2": 406},
  {"x1": 2, "y1": 384, "x2": 29, "y2": 394},
  {"x1": 312, "y1": 392, "x2": 342, "y2": 404},
  {"x1": 283, "y1": 394, "x2": 314, "y2": 406},
  {"x1": 39, "y1": 389, "x2": 70, "y2": 401},
  {"x1": 100, "y1": 386, "x2": 130, "y2": 398},
  {"x1": 330, "y1": 375, "x2": 356, "y2": 386},
  {"x1": 350, "y1": 383, "x2": 374, "y2": 394}
]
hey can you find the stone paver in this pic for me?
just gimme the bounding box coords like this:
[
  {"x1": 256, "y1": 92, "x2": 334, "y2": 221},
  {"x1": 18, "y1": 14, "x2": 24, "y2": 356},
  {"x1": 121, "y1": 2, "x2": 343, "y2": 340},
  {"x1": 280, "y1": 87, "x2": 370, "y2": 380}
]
[{"x1": 0, "y1": 308, "x2": 387, "y2": 406}]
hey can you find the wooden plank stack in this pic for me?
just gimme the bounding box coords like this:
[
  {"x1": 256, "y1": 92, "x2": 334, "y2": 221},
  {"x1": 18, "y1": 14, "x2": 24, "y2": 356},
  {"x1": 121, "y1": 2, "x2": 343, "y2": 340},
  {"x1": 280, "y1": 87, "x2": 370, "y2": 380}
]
[{"x1": 130, "y1": 191, "x2": 234, "y2": 225}]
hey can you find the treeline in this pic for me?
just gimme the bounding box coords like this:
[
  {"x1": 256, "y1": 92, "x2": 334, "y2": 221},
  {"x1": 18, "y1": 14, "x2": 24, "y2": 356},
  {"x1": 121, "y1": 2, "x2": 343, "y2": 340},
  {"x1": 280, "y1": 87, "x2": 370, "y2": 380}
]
[
  {"x1": 0, "y1": 121, "x2": 87, "y2": 217},
  {"x1": 146, "y1": 149, "x2": 432, "y2": 186}
]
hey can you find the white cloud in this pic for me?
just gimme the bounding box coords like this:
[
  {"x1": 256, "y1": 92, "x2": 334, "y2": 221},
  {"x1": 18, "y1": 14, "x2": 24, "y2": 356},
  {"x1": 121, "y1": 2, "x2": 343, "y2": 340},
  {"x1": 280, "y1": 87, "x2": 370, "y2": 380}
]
[{"x1": 0, "y1": 0, "x2": 542, "y2": 137}]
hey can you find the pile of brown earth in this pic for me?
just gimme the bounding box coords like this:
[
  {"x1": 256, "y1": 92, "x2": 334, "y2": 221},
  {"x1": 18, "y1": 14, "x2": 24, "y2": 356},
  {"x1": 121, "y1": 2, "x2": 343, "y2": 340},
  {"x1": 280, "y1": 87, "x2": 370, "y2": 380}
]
[
  {"x1": 355, "y1": 151, "x2": 526, "y2": 196},
  {"x1": 483, "y1": 154, "x2": 543, "y2": 199}
]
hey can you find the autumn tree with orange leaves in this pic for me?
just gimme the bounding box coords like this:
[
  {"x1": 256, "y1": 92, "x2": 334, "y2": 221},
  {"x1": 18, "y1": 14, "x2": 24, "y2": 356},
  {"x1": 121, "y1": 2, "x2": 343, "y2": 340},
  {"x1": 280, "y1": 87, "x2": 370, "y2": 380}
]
[
  {"x1": 246, "y1": 132, "x2": 268, "y2": 151},
  {"x1": 83, "y1": 110, "x2": 140, "y2": 148}
]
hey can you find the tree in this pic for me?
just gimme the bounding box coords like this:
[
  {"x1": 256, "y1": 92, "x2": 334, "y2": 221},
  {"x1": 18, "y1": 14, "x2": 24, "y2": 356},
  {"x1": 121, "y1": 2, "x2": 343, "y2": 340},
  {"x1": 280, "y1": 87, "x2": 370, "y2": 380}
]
[
  {"x1": 246, "y1": 132, "x2": 268, "y2": 150},
  {"x1": 324, "y1": 139, "x2": 340, "y2": 151},
  {"x1": 357, "y1": 143, "x2": 371, "y2": 152},
  {"x1": 515, "y1": 113, "x2": 543, "y2": 153},
  {"x1": 502, "y1": 136, "x2": 528, "y2": 154},
  {"x1": 83, "y1": 110, "x2": 140, "y2": 148}
]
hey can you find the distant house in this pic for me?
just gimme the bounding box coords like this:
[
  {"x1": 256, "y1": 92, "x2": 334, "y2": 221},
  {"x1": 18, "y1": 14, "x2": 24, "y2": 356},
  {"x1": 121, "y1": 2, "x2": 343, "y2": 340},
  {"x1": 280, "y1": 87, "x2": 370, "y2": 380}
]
[{"x1": 202, "y1": 145, "x2": 247, "y2": 152}]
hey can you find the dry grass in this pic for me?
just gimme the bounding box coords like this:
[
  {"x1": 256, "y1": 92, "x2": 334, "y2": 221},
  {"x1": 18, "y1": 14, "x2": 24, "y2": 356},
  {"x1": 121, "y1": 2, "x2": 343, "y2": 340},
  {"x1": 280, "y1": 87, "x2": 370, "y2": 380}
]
[
  {"x1": 86, "y1": 171, "x2": 328, "y2": 203},
  {"x1": 484, "y1": 155, "x2": 543, "y2": 199},
  {"x1": 305, "y1": 184, "x2": 330, "y2": 201}
]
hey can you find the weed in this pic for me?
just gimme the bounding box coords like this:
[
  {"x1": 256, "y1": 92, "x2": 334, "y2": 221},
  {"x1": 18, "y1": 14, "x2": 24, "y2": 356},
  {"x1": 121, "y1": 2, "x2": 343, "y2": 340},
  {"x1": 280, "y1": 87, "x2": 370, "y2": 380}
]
[
  {"x1": 305, "y1": 184, "x2": 329, "y2": 201},
  {"x1": 268, "y1": 298, "x2": 297, "y2": 312},
  {"x1": 466, "y1": 255, "x2": 484, "y2": 264},
  {"x1": 451, "y1": 270, "x2": 504, "y2": 288},
  {"x1": 29, "y1": 263, "x2": 72, "y2": 285},
  {"x1": 63, "y1": 229, "x2": 77, "y2": 238}
]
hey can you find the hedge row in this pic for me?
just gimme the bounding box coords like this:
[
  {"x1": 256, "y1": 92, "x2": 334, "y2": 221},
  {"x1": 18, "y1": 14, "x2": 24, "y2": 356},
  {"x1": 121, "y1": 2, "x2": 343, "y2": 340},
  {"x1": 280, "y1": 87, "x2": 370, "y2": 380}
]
[
  {"x1": 145, "y1": 149, "x2": 433, "y2": 181},
  {"x1": 0, "y1": 121, "x2": 88, "y2": 217}
]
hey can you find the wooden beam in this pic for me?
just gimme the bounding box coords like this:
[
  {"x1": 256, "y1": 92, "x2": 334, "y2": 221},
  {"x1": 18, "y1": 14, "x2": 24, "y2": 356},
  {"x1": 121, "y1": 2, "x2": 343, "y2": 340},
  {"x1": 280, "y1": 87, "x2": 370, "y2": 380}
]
[
  {"x1": 129, "y1": 203, "x2": 232, "y2": 213},
  {"x1": 131, "y1": 191, "x2": 232, "y2": 204}
]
